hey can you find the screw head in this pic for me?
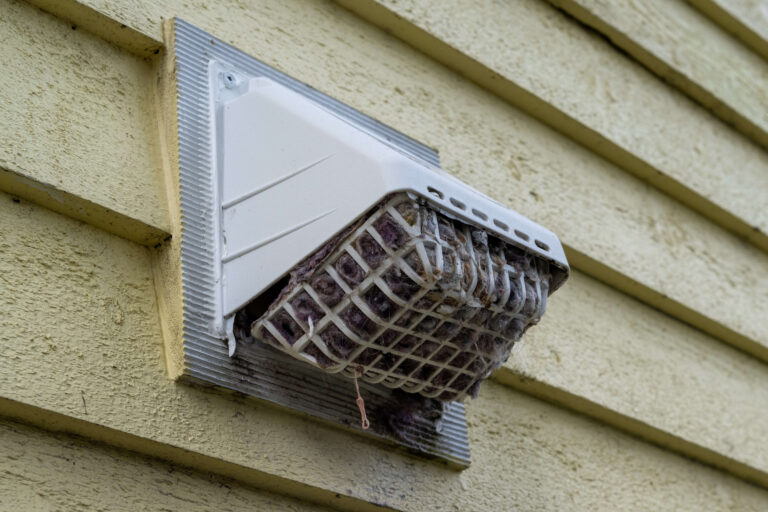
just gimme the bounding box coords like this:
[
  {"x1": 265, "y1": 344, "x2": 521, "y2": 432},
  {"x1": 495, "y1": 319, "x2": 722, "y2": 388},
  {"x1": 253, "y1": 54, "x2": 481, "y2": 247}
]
[{"x1": 223, "y1": 72, "x2": 238, "y2": 89}]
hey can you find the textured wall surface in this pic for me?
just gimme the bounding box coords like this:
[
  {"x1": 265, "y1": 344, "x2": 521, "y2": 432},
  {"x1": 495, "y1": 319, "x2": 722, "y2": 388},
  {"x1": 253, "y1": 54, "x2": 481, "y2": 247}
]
[
  {"x1": 0, "y1": 419, "x2": 332, "y2": 512},
  {"x1": 0, "y1": 0, "x2": 169, "y2": 242},
  {"x1": 688, "y1": 0, "x2": 768, "y2": 60},
  {"x1": 2, "y1": 0, "x2": 768, "y2": 510},
  {"x1": 550, "y1": 0, "x2": 768, "y2": 150}
]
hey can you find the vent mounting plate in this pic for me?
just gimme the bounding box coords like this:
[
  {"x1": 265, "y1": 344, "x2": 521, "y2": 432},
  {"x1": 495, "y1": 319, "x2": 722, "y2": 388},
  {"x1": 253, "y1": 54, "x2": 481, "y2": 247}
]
[
  {"x1": 173, "y1": 18, "x2": 568, "y2": 469},
  {"x1": 174, "y1": 18, "x2": 485, "y2": 467}
]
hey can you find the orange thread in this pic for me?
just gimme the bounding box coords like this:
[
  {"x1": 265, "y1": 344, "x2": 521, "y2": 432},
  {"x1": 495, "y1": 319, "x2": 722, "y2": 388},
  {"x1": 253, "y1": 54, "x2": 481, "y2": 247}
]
[{"x1": 354, "y1": 367, "x2": 370, "y2": 430}]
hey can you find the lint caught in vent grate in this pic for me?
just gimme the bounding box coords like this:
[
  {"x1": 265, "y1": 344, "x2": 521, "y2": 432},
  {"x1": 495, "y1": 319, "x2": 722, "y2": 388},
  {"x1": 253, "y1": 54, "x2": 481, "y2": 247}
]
[{"x1": 238, "y1": 193, "x2": 555, "y2": 402}]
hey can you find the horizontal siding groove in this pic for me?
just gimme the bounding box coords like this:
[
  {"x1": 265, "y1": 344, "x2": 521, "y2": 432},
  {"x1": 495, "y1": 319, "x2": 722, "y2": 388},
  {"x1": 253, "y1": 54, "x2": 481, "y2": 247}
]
[
  {"x1": 3, "y1": 0, "x2": 170, "y2": 239},
  {"x1": 549, "y1": 0, "x2": 768, "y2": 155},
  {"x1": 333, "y1": 0, "x2": 768, "y2": 255},
  {"x1": 564, "y1": 246, "x2": 768, "y2": 364},
  {"x1": 0, "y1": 166, "x2": 169, "y2": 246},
  {"x1": 23, "y1": 0, "x2": 162, "y2": 57},
  {"x1": 491, "y1": 371, "x2": 768, "y2": 490},
  {"x1": 0, "y1": 418, "x2": 336, "y2": 512},
  {"x1": 492, "y1": 269, "x2": 768, "y2": 491},
  {"x1": 688, "y1": 0, "x2": 768, "y2": 62},
  {"x1": 0, "y1": 398, "x2": 394, "y2": 512},
  {"x1": 0, "y1": 379, "x2": 768, "y2": 512}
]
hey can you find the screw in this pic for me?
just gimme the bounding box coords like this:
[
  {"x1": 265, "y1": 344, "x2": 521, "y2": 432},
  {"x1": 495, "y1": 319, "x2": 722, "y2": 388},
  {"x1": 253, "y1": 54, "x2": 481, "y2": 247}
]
[{"x1": 223, "y1": 72, "x2": 237, "y2": 89}]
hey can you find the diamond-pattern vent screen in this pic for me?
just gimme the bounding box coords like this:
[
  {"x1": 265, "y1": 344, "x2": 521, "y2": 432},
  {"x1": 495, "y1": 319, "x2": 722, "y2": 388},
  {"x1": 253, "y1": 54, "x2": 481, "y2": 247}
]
[{"x1": 245, "y1": 193, "x2": 551, "y2": 402}]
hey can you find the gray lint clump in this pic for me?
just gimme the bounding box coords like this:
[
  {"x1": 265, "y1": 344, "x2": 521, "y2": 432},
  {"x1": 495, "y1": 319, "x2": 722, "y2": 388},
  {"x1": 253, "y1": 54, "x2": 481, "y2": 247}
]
[{"x1": 247, "y1": 193, "x2": 554, "y2": 402}]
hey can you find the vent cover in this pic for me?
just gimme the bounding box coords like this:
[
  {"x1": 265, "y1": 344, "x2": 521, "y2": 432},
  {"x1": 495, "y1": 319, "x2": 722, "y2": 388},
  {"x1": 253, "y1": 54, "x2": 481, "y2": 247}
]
[
  {"x1": 172, "y1": 18, "x2": 568, "y2": 469},
  {"x1": 216, "y1": 76, "x2": 568, "y2": 345}
]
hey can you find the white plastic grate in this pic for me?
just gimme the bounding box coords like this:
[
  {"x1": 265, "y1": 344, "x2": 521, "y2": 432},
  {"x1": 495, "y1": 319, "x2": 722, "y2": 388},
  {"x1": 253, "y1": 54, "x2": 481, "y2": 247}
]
[{"x1": 246, "y1": 193, "x2": 554, "y2": 401}]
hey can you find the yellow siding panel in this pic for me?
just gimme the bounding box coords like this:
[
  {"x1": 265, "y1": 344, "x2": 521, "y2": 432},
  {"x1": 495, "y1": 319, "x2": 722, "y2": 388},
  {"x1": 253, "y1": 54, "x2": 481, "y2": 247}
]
[
  {"x1": 0, "y1": 419, "x2": 332, "y2": 512},
  {"x1": 689, "y1": 0, "x2": 768, "y2": 61},
  {"x1": 5, "y1": 372, "x2": 768, "y2": 511},
  {"x1": 0, "y1": 0, "x2": 169, "y2": 239},
  {"x1": 463, "y1": 382, "x2": 768, "y2": 512},
  {"x1": 551, "y1": 0, "x2": 768, "y2": 151},
  {"x1": 18, "y1": 0, "x2": 160, "y2": 57},
  {"x1": 500, "y1": 270, "x2": 768, "y2": 484}
]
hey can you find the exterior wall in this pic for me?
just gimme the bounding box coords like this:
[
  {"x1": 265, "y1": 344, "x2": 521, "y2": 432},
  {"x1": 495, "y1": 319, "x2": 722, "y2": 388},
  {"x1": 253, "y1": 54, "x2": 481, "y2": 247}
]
[
  {"x1": 1, "y1": 0, "x2": 767, "y2": 510},
  {"x1": 0, "y1": 419, "x2": 333, "y2": 512}
]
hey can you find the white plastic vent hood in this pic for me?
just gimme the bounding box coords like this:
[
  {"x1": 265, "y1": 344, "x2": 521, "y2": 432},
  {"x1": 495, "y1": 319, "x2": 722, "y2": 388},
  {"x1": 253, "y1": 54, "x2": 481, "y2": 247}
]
[{"x1": 217, "y1": 77, "x2": 569, "y2": 350}]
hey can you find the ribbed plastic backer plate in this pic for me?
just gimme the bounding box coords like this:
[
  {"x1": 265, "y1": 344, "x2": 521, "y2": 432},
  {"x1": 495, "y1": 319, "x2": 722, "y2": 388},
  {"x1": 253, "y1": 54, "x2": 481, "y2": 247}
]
[{"x1": 173, "y1": 18, "x2": 470, "y2": 467}]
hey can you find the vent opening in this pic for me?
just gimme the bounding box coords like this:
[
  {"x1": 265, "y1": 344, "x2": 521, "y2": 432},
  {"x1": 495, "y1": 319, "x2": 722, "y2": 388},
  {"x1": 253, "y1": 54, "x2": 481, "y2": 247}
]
[
  {"x1": 427, "y1": 186, "x2": 444, "y2": 199},
  {"x1": 514, "y1": 229, "x2": 530, "y2": 241}
]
